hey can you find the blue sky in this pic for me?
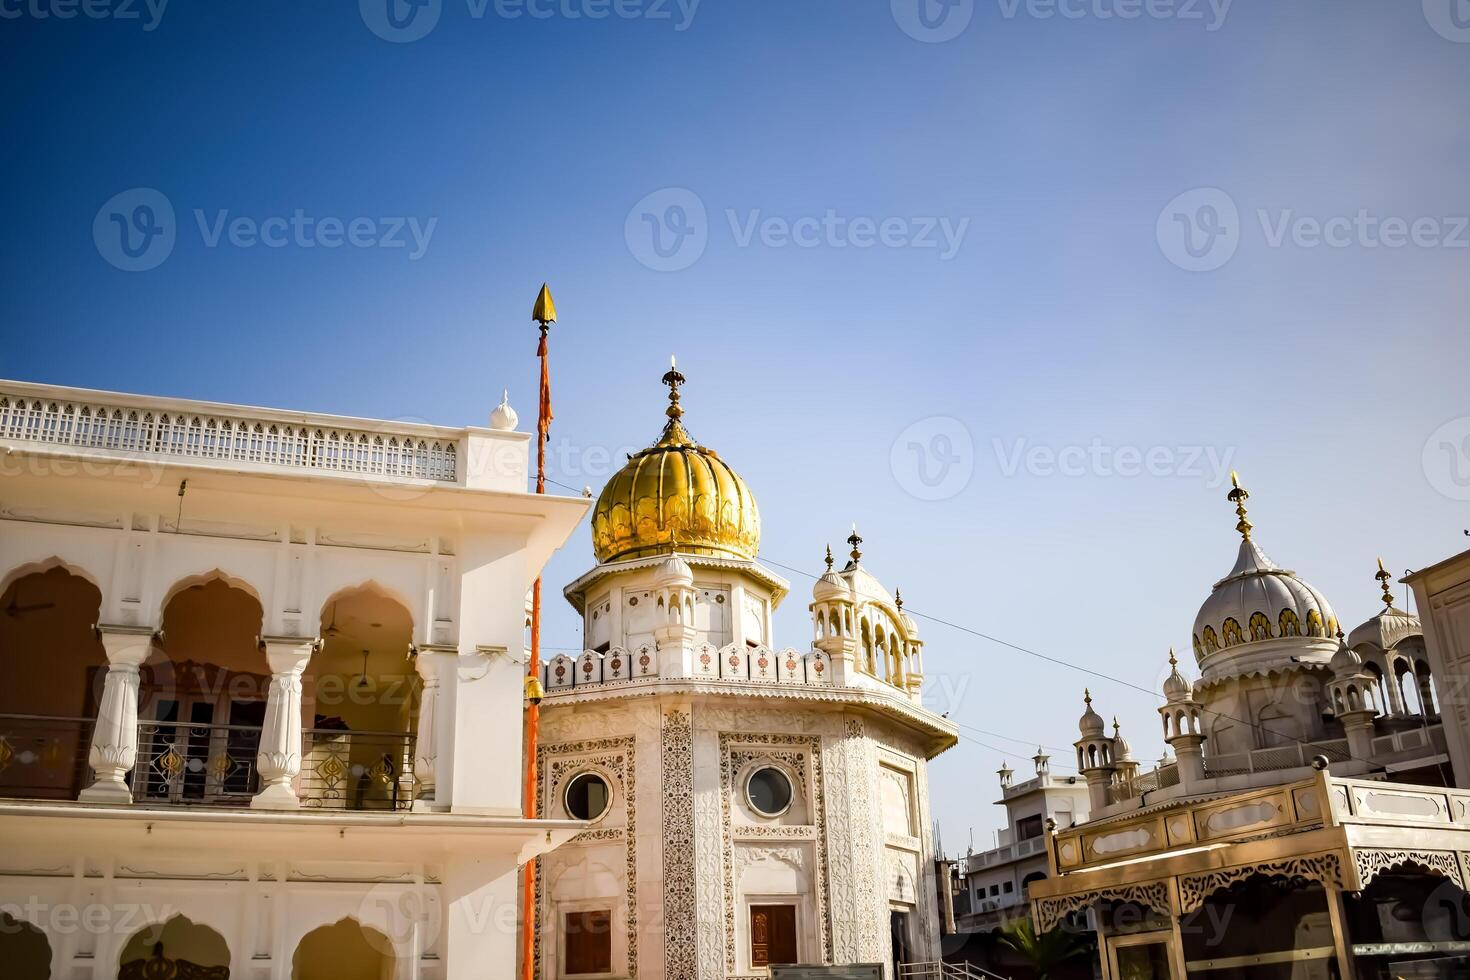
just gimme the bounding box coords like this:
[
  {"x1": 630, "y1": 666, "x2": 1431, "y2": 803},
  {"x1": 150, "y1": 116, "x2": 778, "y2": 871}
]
[{"x1": 4, "y1": 0, "x2": 1469, "y2": 850}]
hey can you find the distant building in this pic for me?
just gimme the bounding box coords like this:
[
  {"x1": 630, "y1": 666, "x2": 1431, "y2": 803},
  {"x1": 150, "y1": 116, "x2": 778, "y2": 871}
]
[
  {"x1": 1029, "y1": 476, "x2": 1465, "y2": 980},
  {"x1": 954, "y1": 751, "x2": 1091, "y2": 933}
]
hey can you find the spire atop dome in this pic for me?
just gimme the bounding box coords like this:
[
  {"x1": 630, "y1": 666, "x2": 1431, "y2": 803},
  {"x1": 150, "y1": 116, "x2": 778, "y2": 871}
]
[
  {"x1": 1376, "y1": 557, "x2": 1396, "y2": 608},
  {"x1": 847, "y1": 524, "x2": 863, "y2": 568},
  {"x1": 824, "y1": 544, "x2": 834, "y2": 571},
  {"x1": 1228, "y1": 470, "x2": 1252, "y2": 541},
  {"x1": 662, "y1": 355, "x2": 686, "y2": 423},
  {"x1": 895, "y1": 589, "x2": 903, "y2": 611}
]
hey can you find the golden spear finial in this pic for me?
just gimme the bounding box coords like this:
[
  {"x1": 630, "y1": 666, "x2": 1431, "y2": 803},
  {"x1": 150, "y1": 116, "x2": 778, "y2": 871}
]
[
  {"x1": 1168, "y1": 647, "x2": 1178, "y2": 667},
  {"x1": 531, "y1": 283, "x2": 557, "y2": 327},
  {"x1": 1376, "y1": 557, "x2": 1395, "y2": 608},
  {"x1": 847, "y1": 523, "x2": 863, "y2": 566},
  {"x1": 824, "y1": 544, "x2": 834, "y2": 571},
  {"x1": 1227, "y1": 470, "x2": 1252, "y2": 541},
  {"x1": 661, "y1": 354, "x2": 686, "y2": 422}
]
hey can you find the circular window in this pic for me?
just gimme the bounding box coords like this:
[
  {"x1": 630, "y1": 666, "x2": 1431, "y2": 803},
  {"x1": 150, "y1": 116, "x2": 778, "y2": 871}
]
[
  {"x1": 745, "y1": 766, "x2": 794, "y2": 817},
  {"x1": 565, "y1": 772, "x2": 611, "y2": 821}
]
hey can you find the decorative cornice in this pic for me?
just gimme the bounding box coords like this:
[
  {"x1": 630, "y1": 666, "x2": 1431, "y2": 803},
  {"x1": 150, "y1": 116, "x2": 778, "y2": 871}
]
[{"x1": 1354, "y1": 848, "x2": 1463, "y2": 891}]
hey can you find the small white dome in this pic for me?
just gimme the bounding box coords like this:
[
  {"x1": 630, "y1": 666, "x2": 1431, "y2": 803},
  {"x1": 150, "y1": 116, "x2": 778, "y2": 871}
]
[
  {"x1": 1112, "y1": 720, "x2": 1134, "y2": 762},
  {"x1": 1162, "y1": 649, "x2": 1193, "y2": 703},
  {"x1": 813, "y1": 569, "x2": 848, "y2": 603},
  {"x1": 652, "y1": 553, "x2": 694, "y2": 588},
  {"x1": 1330, "y1": 634, "x2": 1363, "y2": 678},
  {"x1": 1348, "y1": 606, "x2": 1421, "y2": 653},
  {"x1": 489, "y1": 390, "x2": 519, "y2": 431},
  {"x1": 1078, "y1": 690, "x2": 1106, "y2": 738}
]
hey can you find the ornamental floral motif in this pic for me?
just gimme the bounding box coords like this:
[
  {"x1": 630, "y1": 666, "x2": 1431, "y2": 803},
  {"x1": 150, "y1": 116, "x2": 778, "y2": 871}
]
[
  {"x1": 1178, "y1": 852, "x2": 1344, "y2": 913},
  {"x1": 662, "y1": 710, "x2": 698, "y2": 979},
  {"x1": 1354, "y1": 849, "x2": 1463, "y2": 890},
  {"x1": 1034, "y1": 881, "x2": 1170, "y2": 933},
  {"x1": 534, "y1": 735, "x2": 637, "y2": 980}
]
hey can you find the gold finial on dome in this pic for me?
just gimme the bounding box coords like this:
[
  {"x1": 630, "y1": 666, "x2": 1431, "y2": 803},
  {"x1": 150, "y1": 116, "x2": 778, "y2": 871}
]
[
  {"x1": 662, "y1": 355, "x2": 685, "y2": 423},
  {"x1": 1227, "y1": 471, "x2": 1252, "y2": 541},
  {"x1": 588, "y1": 364, "x2": 760, "y2": 564},
  {"x1": 1376, "y1": 557, "x2": 1395, "y2": 608},
  {"x1": 824, "y1": 544, "x2": 834, "y2": 571},
  {"x1": 847, "y1": 524, "x2": 863, "y2": 567},
  {"x1": 895, "y1": 589, "x2": 903, "y2": 611},
  {"x1": 1168, "y1": 647, "x2": 1178, "y2": 667}
]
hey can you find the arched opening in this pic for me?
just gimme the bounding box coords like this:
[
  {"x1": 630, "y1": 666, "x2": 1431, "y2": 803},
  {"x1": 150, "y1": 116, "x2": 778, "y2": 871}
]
[
  {"x1": 1344, "y1": 868, "x2": 1470, "y2": 977},
  {"x1": 1254, "y1": 703, "x2": 1295, "y2": 750},
  {"x1": 135, "y1": 577, "x2": 268, "y2": 805},
  {"x1": 292, "y1": 918, "x2": 394, "y2": 980},
  {"x1": 0, "y1": 912, "x2": 51, "y2": 978},
  {"x1": 303, "y1": 585, "x2": 419, "y2": 810},
  {"x1": 1394, "y1": 660, "x2": 1425, "y2": 716},
  {"x1": 119, "y1": 914, "x2": 230, "y2": 979},
  {"x1": 1415, "y1": 659, "x2": 1438, "y2": 716},
  {"x1": 1363, "y1": 662, "x2": 1388, "y2": 716},
  {"x1": 0, "y1": 564, "x2": 106, "y2": 800},
  {"x1": 1179, "y1": 873, "x2": 1334, "y2": 971}
]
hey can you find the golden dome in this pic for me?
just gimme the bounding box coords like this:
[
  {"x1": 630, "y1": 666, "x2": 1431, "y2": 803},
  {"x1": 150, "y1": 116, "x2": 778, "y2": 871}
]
[{"x1": 590, "y1": 365, "x2": 760, "y2": 565}]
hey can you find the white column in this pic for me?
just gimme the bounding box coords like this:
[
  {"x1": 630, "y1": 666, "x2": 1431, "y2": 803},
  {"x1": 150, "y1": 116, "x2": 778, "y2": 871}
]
[
  {"x1": 79, "y1": 626, "x2": 153, "y2": 803},
  {"x1": 252, "y1": 638, "x2": 315, "y2": 810},
  {"x1": 413, "y1": 645, "x2": 455, "y2": 810}
]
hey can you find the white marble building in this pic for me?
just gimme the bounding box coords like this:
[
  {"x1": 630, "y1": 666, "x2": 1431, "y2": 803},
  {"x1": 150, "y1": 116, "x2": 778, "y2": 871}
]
[
  {"x1": 532, "y1": 365, "x2": 958, "y2": 980},
  {"x1": 0, "y1": 380, "x2": 589, "y2": 979}
]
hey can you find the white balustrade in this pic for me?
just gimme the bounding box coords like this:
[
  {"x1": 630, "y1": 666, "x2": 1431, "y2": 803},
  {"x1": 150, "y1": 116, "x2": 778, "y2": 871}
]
[{"x1": 0, "y1": 392, "x2": 458, "y2": 482}]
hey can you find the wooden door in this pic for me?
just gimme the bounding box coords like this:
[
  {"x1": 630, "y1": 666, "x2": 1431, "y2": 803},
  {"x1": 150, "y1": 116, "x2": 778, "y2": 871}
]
[{"x1": 750, "y1": 904, "x2": 798, "y2": 968}]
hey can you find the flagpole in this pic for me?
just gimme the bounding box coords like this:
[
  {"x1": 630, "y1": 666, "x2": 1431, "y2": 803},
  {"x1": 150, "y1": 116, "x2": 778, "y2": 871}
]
[{"x1": 524, "y1": 283, "x2": 556, "y2": 980}]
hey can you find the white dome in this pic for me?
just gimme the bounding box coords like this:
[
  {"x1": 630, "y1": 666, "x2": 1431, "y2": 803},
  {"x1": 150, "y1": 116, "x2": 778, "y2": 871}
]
[
  {"x1": 1348, "y1": 605, "x2": 1421, "y2": 653},
  {"x1": 652, "y1": 553, "x2": 694, "y2": 588},
  {"x1": 1162, "y1": 649, "x2": 1193, "y2": 702},
  {"x1": 489, "y1": 390, "x2": 519, "y2": 431},
  {"x1": 813, "y1": 569, "x2": 849, "y2": 603},
  {"x1": 1112, "y1": 720, "x2": 1134, "y2": 762},
  {"x1": 1330, "y1": 635, "x2": 1363, "y2": 678},
  {"x1": 1191, "y1": 536, "x2": 1339, "y2": 680},
  {"x1": 1078, "y1": 690, "x2": 1106, "y2": 738}
]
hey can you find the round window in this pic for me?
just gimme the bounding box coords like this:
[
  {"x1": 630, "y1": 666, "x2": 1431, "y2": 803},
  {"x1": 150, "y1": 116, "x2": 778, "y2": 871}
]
[
  {"x1": 745, "y1": 766, "x2": 793, "y2": 817},
  {"x1": 565, "y1": 772, "x2": 611, "y2": 821}
]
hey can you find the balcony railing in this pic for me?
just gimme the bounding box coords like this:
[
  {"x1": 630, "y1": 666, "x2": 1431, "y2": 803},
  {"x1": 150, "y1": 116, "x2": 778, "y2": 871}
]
[
  {"x1": 1204, "y1": 738, "x2": 1350, "y2": 778},
  {"x1": 0, "y1": 714, "x2": 94, "y2": 801},
  {"x1": 300, "y1": 729, "x2": 416, "y2": 811},
  {"x1": 134, "y1": 720, "x2": 261, "y2": 805},
  {"x1": 0, "y1": 391, "x2": 458, "y2": 482}
]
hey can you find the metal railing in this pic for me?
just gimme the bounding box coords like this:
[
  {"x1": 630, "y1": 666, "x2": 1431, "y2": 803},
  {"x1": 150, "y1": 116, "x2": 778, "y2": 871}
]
[
  {"x1": 134, "y1": 720, "x2": 261, "y2": 805},
  {"x1": 300, "y1": 729, "x2": 416, "y2": 811},
  {"x1": 900, "y1": 961, "x2": 1011, "y2": 980},
  {"x1": 0, "y1": 714, "x2": 94, "y2": 801},
  {"x1": 0, "y1": 391, "x2": 458, "y2": 482}
]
